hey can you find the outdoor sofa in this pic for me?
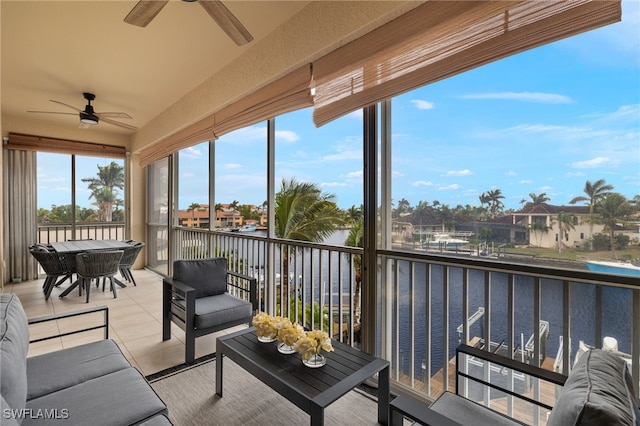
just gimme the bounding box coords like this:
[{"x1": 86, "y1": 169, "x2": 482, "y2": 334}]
[
  {"x1": 391, "y1": 343, "x2": 640, "y2": 425},
  {"x1": 0, "y1": 293, "x2": 171, "y2": 425}
]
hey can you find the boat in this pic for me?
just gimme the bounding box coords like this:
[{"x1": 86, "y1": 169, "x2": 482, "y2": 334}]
[
  {"x1": 421, "y1": 233, "x2": 470, "y2": 249},
  {"x1": 238, "y1": 224, "x2": 257, "y2": 232},
  {"x1": 585, "y1": 260, "x2": 640, "y2": 277}
]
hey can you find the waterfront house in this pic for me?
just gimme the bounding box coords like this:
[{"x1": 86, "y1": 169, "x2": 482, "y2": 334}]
[{"x1": 2, "y1": 1, "x2": 637, "y2": 423}]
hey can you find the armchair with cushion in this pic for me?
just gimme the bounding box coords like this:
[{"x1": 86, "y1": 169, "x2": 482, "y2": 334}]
[{"x1": 162, "y1": 257, "x2": 258, "y2": 364}]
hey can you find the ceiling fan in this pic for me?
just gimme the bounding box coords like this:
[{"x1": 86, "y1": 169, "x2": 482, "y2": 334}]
[
  {"x1": 124, "y1": 0, "x2": 253, "y2": 46},
  {"x1": 27, "y1": 92, "x2": 137, "y2": 131}
]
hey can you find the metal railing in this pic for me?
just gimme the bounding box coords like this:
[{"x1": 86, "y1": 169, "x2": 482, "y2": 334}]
[
  {"x1": 169, "y1": 226, "x2": 638, "y2": 423},
  {"x1": 37, "y1": 223, "x2": 125, "y2": 244}
]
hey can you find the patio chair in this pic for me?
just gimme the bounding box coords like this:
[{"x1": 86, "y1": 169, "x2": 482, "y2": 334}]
[
  {"x1": 118, "y1": 241, "x2": 145, "y2": 286},
  {"x1": 29, "y1": 246, "x2": 75, "y2": 300},
  {"x1": 75, "y1": 250, "x2": 124, "y2": 303},
  {"x1": 162, "y1": 257, "x2": 258, "y2": 364}
]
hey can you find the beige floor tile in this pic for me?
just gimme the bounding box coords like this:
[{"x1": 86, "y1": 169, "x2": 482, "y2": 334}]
[{"x1": 4, "y1": 269, "x2": 244, "y2": 377}]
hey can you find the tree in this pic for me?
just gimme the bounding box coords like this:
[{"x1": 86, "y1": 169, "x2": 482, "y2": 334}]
[
  {"x1": 81, "y1": 161, "x2": 124, "y2": 222},
  {"x1": 274, "y1": 178, "x2": 345, "y2": 316},
  {"x1": 187, "y1": 202, "x2": 201, "y2": 227},
  {"x1": 569, "y1": 179, "x2": 614, "y2": 249},
  {"x1": 528, "y1": 192, "x2": 550, "y2": 206},
  {"x1": 229, "y1": 200, "x2": 239, "y2": 228},
  {"x1": 480, "y1": 189, "x2": 505, "y2": 218},
  {"x1": 598, "y1": 193, "x2": 633, "y2": 259},
  {"x1": 343, "y1": 216, "x2": 363, "y2": 341},
  {"x1": 528, "y1": 220, "x2": 550, "y2": 247},
  {"x1": 551, "y1": 211, "x2": 576, "y2": 253}
]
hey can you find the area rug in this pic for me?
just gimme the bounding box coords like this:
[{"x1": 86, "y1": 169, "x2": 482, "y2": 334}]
[{"x1": 149, "y1": 356, "x2": 382, "y2": 425}]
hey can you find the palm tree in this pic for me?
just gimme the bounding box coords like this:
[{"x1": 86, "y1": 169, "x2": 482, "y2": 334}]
[
  {"x1": 598, "y1": 193, "x2": 633, "y2": 259},
  {"x1": 529, "y1": 192, "x2": 550, "y2": 206},
  {"x1": 229, "y1": 200, "x2": 239, "y2": 228},
  {"x1": 187, "y1": 202, "x2": 201, "y2": 227},
  {"x1": 483, "y1": 189, "x2": 505, "y2": 218},
  {"x1": 528, "y1": 221, "x2": 550, "y2": 247},
  {"x1": 81, "y1": 162, "x2": 124, "y2": 222},
  {"x1": 343, "y1": 216, "x2": 363, "y2": 339},
  {"x1": 569, "y1": 179, "x2": 614, "y2": 249},
  {"x1": 274, "y1": 178, "x2": 345, "y2": 316},
  {"x1": 551, "y1": 211, "x2": 576, "y2": 253}
]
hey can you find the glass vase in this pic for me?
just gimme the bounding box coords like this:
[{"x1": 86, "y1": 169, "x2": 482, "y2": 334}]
[
  {"x1": 278, "y1": 342, "x2": 297, "y2": 354},
  {"x1": 257, "y1": 334, "x2": 277, "y2": 343},
  {"x1": 302, "y1": 352, "x2": 326, "y2": 368}
]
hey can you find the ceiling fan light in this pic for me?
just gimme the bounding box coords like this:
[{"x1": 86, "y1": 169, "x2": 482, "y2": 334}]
[{"x1": 79, "y1": 112, "x2": 99, "y2": 125}]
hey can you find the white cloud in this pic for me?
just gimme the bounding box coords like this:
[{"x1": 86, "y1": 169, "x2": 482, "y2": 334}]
[
  {"x1": 519, "y1": 180, "x2": 533, "y2": 184},
  {"x1": 505, "y1": 171, "x2": 517, "y2": 176},
  {"x1": 321, "y1": 181, "x2": 347, "y2": 188},
  {"x1": 275, "y1": 130, "x2": 299, "y2": 143},
  {"x1": 569, "y1": 157, "x2": 620, "y2": 169},
  {"x1": 412, "y1": 180, "x2": 434, "y2": 187},
  {"x1": 444, "y1": 169, "x2": 473, "y2": 177},
  {"x1": 438, "y1": 184, "x2": 461, "y2": 191},
  {"x1": 182, "y1": 172, "x2": 195, "y2": 178},
  {"x1": 345, "y1": 170, "x2": 362, "y2": 179},
  {"x1": 180, "y1": 146, "x2": 202, "y2": 159},
  {"x1": 460, "y1": 92, "x2": 572, "y2": 104},
  {"x1": 565, "y1": 171, "x2": 586, "y2": 177},
  {"x1": 224, "y1": 163, "x2": 242, "y2": 170},
  {"x1": 410, "y1": 99, "x2": 435, "y2": 110}
]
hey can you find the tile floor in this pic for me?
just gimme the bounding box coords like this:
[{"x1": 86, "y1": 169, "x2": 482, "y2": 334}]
[{"x1": 2, "y1": 269, "x2": 246, "y2": 376}]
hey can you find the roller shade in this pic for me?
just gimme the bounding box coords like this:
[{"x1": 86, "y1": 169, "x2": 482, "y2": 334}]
[
  {"x1": 312, "y1": 0, "x2": 622, "y2": 127},
  {"x1": 5, "y1": 133, "x2": 126, "y2": 158},
  {"x1": 139, "y1": 64, "x2": 312, "y2": 167}
]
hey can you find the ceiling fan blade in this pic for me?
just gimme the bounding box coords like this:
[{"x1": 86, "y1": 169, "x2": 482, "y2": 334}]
[
  {"x1": 49, "y1": 100, "x2": 83, "y2": 112},
  {"x1": 199, "y1": 1, "x2": 253, "y2": 46},
  {"x1": 96, "y1": 112, "x2": 133, "y2": 119},
  {"x1": 27, "y1": 110, "x2": 77, "y2": 116},
  {"x1": 78, "y1": 122, "x2": 92, "y2": 129},
  {"x1": 100, "y1": 117, "x2": 138, "y2": 131},
  {"x1": 124, "y1": 0, "x2": 169, "y2": 27}
]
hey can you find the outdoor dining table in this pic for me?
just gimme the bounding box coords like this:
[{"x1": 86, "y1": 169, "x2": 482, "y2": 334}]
[{"x1": 51, "y1": 240, "x2": 135, "y2": 298}]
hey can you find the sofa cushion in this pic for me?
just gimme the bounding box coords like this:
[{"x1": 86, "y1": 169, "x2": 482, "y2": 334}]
[
  {"x1": 23, "y1": 367, "x2": 168, "y2": 426},
  {"x1": 175, "y1": 293, "x2": 252, "y2": 329},
  {"x1": 547, "y1": 349, "x2": 639, "y2": 426},
  {"x1": 173, "y1": 258, "x2": 227, "y2": 297},
  {"x1": 0, "y1": 294, "x2": 30, "y2": 423},
  {"x1": 26, "y1": 339, "x2": 131, "y2": 400}
]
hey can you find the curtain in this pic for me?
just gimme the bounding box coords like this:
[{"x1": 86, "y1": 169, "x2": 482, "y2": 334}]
[
  {"x1": 312, "y1": 0, "x2": 622, "y2": 126},
  {"x1": 3, "y1": 148, "x2": 38, "y2": 283},
  {"x1": 139, "y1": 64, "x2": 312, "y2": 167}
]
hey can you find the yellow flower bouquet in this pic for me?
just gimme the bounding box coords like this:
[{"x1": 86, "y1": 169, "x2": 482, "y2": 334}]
[
  {"x1": 277, "y1": 321, "x2": 305, "y2": 354},
  {"x1": 252, "y1": 312, "x2": 279, "y2": 342},
  {"x1": 294, "y1": 329, "x2": 334, "y2": 367}
]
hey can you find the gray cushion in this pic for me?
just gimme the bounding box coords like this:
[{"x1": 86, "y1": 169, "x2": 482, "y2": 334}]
[
  {"x1": 431, "y1": 391, "x2": 523, "y2": 426},
  {"x1": 26, "y1": 339, "x2": 131, "y2": 400},
  {"x1": 547, "y1": 349, "x2": 638, "y2": 426},
  {"x1": 0, "y1": 294, "x2": 30, "y2": 424},
  {"x1": 176, "y1": 293, "x2": 252, "y2": 329},
  {"x1": 173, "y1": 258, "x2": 228, "y2": 297},
  {"x1": 24, "y1": 367, "x2": 167, "y2": 426}
]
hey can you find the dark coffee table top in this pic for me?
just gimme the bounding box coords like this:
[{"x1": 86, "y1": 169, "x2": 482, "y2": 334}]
[{"x1": 216, "y1": 327, "x2": 389, "y2": 420}]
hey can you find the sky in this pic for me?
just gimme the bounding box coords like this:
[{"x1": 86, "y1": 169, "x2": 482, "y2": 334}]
[{"x1": 39, "y1": 1, "x2": 640, "y2": 212}]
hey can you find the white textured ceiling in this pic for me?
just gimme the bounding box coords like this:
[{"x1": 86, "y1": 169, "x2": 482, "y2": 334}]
[{"x1": 1, "y1": 1, "x2": 310, "y2": 136}]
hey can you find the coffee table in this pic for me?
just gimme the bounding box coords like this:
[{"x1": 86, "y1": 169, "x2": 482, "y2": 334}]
[{"x1": 216, "y1": 327, "x2": 390, "y2": 425}]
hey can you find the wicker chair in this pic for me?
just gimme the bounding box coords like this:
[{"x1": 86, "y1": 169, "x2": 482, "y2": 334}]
[
  {"x1": 75, "y1": 250, "x2": 124, "y2": 303},
  {"x1": 118, "y1": 241, "x2": 145, "y2": 286},
  {"x1": 29, "y1": 247, "x2": 75, "y2": 300}
]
